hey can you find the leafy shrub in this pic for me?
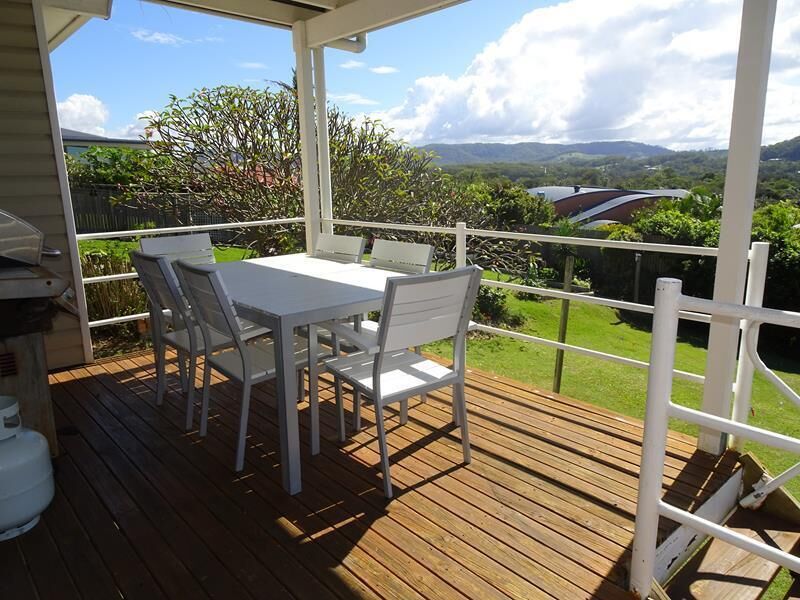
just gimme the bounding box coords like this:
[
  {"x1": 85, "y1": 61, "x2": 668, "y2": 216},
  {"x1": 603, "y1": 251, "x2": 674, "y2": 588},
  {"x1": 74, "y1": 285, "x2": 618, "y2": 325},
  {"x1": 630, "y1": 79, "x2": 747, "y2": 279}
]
[
  {"x1": 80, "y1": 249, "x2": 147, "y2": 323},
  {"x1": 752, "y1": 202, "x2": 800, "y2": 318},
  {"x1": 472, "y1": 286, "x2": 524, "y2": 328},
  {"x1": 484, "y1": 182, "x2": 555, "y2": 228},
  {"x1": 65, "y1": 146, "x2": 167, "y2": 187}
]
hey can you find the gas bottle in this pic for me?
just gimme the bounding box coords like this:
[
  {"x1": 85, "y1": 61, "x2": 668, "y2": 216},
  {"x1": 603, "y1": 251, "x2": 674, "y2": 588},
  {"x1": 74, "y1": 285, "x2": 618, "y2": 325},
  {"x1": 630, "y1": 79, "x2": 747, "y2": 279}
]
[{"x1": 0, "y1": 396, "x2": 54, "y2": 541}]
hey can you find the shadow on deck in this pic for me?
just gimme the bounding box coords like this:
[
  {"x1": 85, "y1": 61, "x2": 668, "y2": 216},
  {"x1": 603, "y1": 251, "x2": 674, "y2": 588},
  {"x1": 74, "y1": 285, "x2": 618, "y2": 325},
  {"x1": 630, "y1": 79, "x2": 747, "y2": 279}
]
[{"x1": 3, "y1": 351, "x2": 740, "y2": 600}]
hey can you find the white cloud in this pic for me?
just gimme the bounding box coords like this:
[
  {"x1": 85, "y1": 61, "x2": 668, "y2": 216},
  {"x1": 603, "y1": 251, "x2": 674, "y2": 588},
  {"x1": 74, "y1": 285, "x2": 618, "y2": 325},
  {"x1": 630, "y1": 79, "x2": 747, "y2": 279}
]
[
  {"x1": 57, "y1": 94, "x2": 109, "y2": 135},
  {"x1": 370, "y1": 66, "x2": 398, "y2": 74},
  {"x1": 373, "y1": 0, "x2": 800, "y2": 149},
  {"x1": 329, "y1": 93, "x2": 380, "y2": 106},
  {"x1": 340, "y1": 60, "x2": 366, "y2": 69},
  {"x1": 238, "y1": 61, "x2": 267, "y2": 70},
  {"x1": 132, "y1": 29, "x2": 187, "y2": 46},
  {"x1": 116, "y1": 110, "x2": 157, "y2": 140}
]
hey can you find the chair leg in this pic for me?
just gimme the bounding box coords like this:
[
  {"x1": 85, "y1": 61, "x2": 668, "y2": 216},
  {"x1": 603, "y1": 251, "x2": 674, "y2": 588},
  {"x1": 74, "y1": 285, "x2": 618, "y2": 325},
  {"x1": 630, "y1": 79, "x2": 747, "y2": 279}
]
[
  {"x1": 454, "y1": 381, "x2": 471, "y2": 464},
  {"x1": 235, "y1": 380, "x2": 253, "y2": 472},
  {"x1": 374, "y1": 403, "x2": 393, "y2": 499},
  {"x1": 185, "y1": 352, "x2": 197, "y2": 431},
  {"x1": 297, "y1": 369, "x2": 305, "y2": 403},
  {"x1": 415, "y1": 346, "x2": 427, "y2": 404},
  {"x1": 155, "y1": 342, "x2": 167, "y2": 406},
  {"x1": 353, "y1": 390, "x2": 361, "y2": 431},
  {"x1": 309, "y1": 377, "x2": 319, "y2": 455},
  {"x1": 177, "y1": 350, "x2": 189, "y2": 393},
  {"x1": 400, "y1": 398, "x2": 408, "y2": 425},
  {"x1": 335, "y1": 377, "x2": 345, "y2": 442},
  {"x1": 199, "y1": 361, "x2": 212, "y2": 437}
]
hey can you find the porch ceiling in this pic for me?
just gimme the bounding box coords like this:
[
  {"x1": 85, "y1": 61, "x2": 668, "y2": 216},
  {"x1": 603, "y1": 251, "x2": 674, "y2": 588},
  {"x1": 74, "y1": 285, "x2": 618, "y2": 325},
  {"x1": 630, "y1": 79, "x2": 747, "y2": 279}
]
[{"x1": 150, "y1": 0, "x2": 466, "y2": 45}]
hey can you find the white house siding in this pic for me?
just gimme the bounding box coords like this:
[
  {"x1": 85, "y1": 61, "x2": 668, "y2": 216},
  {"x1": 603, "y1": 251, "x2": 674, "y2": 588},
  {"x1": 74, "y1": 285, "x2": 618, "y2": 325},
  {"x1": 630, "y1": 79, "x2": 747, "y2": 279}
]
[{"x1": 0, "y1": 0, "x2": 90, "y2": 368}]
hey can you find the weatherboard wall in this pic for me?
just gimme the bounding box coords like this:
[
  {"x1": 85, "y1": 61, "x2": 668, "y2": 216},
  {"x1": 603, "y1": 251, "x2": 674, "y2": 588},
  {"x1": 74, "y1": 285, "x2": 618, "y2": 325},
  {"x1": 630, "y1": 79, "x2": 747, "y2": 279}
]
[{"x1": 0, "y1": 0, "x2": 90, "y2": 368}]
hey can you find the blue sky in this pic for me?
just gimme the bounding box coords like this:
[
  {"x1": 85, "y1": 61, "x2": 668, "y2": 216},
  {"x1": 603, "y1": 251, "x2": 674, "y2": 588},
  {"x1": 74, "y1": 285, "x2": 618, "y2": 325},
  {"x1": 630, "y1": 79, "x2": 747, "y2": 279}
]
[
  {"x1": 52, "y1": 0, "x2": 545, "y2": 138},
  {"x1": 52, "y1": 0, "x2": 800, "y2": 149}
]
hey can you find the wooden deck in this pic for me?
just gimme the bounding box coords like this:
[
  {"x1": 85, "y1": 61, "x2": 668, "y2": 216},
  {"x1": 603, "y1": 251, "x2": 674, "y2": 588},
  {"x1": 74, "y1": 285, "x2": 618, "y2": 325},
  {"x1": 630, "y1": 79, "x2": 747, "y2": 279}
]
[{"x1": 3, "y1": 350, "x2": 740, "y2": 600}]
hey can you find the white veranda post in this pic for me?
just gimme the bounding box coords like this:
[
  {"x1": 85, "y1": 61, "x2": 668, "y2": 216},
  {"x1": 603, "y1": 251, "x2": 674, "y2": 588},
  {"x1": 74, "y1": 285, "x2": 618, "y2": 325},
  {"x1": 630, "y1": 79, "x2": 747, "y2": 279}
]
[
  {"x1": 293, "y1": 21, "x2": 322, "y2": 253},
  {"x1": 313, "y1": 46, "x2": 334, "y2": 235},
  {"x1": 699, "y1": 0, "x2": 777, "y2": 454}
]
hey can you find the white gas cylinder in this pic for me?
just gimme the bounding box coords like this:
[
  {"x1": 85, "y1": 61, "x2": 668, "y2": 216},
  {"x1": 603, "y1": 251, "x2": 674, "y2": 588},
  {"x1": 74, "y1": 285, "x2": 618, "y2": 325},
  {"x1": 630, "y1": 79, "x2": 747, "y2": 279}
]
[{"x1": 0, "y1": 395, "x2": 54, "y2": 541}]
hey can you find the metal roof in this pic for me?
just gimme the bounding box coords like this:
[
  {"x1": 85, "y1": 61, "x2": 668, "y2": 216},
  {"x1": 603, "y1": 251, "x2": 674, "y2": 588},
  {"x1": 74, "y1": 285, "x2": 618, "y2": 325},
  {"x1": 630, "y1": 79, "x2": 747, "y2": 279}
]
[
  {"x1": 568, "y1": 193, "x2": 655, "y2": 223},
  {"x1": 61, "y1": 128, "x2": 149, "y2": 148}
]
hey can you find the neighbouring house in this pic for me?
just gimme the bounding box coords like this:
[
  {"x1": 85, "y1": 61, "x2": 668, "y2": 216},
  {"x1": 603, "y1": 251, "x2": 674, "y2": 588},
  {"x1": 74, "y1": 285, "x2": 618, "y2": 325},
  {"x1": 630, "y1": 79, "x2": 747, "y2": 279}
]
[
  {"x1": 528, "y1": 184, "x2": 688, "y2": 225},
  {"x1": 61, "y1": 127, "x2": 148, "y2": 156}
]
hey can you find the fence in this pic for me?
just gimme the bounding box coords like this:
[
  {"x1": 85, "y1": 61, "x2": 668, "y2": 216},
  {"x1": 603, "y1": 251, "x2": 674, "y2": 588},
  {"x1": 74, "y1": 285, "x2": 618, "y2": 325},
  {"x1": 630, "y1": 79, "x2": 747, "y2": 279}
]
[{"x1": 71, "y1": 186, "x2": 241, "y2": 244}]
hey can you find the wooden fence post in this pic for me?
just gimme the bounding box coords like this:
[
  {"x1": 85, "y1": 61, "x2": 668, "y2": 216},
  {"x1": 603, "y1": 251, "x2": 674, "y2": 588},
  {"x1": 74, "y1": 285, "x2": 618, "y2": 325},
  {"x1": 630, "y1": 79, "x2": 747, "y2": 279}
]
[{"x1": 553, "y1": 254, "x2": 574, "y2": 393}]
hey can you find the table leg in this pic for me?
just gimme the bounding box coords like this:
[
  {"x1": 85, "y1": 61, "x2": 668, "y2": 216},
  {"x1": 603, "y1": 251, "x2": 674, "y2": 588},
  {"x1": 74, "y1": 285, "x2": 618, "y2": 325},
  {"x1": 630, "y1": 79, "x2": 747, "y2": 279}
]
[
  {"x1": 275, "y1": 320, "x2": 302, "y2": 494},
  {"x1": 308, "y1": 324, "x2": 320, "y2": 455}
]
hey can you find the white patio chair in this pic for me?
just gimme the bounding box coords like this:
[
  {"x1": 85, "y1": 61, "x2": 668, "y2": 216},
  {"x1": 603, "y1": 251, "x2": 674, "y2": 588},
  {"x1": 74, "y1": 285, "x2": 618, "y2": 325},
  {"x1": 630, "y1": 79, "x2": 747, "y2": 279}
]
[
  {"x1": 313, "y1": 232, "x2": 366, "y2": 263},
  {"x1": 327, "y1": 239, "x2": 434, "y2": 428},
  {"x1": 325, "y1": 265, "x2": 483, "y2": 498},
  {"x1": 131, "y1": 251, "x2": 270, "y2": 431},
  {"x1": 174, "y1": 260, "x2": 323, "y2": 472},
  {"x1": 138, "y1": 233, "x2": 216, "y2": 392}
]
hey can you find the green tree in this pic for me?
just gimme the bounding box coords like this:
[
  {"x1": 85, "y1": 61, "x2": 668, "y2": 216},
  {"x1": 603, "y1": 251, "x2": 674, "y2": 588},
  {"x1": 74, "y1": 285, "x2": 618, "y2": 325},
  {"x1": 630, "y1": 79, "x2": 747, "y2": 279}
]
[
  {"x1": 126, "y1": 84, "x2": 537, "y2": 271},
  {"x1": 66, "y1": 146, "x2": 166, "y2": 187}
]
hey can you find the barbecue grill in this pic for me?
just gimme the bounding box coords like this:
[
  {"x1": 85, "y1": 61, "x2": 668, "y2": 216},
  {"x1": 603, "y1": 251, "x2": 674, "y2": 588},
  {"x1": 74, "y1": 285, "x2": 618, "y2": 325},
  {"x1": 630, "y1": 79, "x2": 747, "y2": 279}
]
[{"x1": 0, "y1": 209, "x2": 79, "y2": 454}]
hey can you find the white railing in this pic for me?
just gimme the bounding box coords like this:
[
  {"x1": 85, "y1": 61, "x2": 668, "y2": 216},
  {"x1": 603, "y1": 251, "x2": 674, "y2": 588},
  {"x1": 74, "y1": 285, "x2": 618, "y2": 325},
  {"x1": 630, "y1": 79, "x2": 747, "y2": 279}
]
[
  {"x1": 77, "y1": 217, "x2": 304, "y2": 328},
  {"x1": 82, "y1": 216, "x2": 766, "y2": 409},
  {"x1": 630, "y1": 277, "x2": 800, "y2": 599},
  {"x1": 328, "y1": 218, "x2": 737, "y2": 385}
]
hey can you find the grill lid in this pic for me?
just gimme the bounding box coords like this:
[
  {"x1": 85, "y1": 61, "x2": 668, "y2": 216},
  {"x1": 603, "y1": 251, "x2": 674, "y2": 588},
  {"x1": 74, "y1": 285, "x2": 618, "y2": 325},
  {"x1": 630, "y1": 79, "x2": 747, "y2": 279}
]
[{"x1": 0, "y1": 209, "x2": 44, "y2": 267}]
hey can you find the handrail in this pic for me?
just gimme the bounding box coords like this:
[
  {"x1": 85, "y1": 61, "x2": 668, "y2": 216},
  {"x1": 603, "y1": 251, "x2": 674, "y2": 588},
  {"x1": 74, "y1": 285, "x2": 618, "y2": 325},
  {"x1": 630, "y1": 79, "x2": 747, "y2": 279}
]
[
  {"x1": 481, "y1": 278, "x2": 712, "y2": 324},
  {"x1": 77, "y1": 217, "x2": 304, "y2": 240},
  {"x1": 327, "y1": 218, "x2": 457, "y2": 235},
  {"x1": 745, "y1": 322, "x2": 800, "y2": 409},
  {"x1": 476, "y1": 323, "x2": 705, "y2": 384},
  {"x1": 465, "y1": 226, "x2": 719, "y2": 256},
  {"x1": 630, "y1": 278, "x2": 800, "y2": 599}
]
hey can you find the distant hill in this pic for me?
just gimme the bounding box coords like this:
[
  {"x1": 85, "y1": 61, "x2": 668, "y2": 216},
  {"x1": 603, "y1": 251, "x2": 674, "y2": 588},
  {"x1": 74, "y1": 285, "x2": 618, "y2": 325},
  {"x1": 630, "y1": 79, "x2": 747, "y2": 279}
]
[
  {"x1": 761, "y1": 135, "x2": 800, "y2": 161},
  {"x1": 420, "y1": 140, "x2": 673, "y2": 165}
]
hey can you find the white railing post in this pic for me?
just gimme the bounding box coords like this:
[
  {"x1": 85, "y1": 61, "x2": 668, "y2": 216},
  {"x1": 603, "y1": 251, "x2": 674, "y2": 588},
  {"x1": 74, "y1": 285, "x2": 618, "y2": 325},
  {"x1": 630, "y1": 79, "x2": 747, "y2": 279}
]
[
  {"x1": 699, "y1": 0, "x2": 777, "y2": 455},
  {"x1": 731, "y1": 241, "x2": 769, "y2": 450},
  {"x1": 313, "y1": 46, "x2": 334, "y2": 236},
  {"x1": 293, "y1": 21, "x2": 321, "y2": 253},
  {"x1": 456, "y1": 221, "x2": 466, "y2": 268},
  {"x1": 630, "y1": 278, "x2": 683, "y2": 599}
]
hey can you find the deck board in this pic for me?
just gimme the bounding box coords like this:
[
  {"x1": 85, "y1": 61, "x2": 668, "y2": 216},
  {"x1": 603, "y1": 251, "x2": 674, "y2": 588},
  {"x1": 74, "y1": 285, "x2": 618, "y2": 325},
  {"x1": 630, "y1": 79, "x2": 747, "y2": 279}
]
[{"x1": 8, "y1": 351, "x2": 742, "y2": 599}]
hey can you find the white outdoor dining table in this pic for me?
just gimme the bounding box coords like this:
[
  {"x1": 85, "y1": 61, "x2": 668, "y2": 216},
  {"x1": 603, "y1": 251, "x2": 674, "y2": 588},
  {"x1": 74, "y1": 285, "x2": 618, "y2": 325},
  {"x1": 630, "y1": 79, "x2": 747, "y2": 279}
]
[{"x1": 211, "y1": 253, "x2": 405, "y2": 494}]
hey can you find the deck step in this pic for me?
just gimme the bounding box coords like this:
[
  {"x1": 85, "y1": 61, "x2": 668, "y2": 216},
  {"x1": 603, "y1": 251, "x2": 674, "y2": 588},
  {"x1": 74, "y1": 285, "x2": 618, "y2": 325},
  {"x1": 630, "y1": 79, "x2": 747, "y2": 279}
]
[{"x1": 666, "y1": 508, "x2": 800, "y2": 600}]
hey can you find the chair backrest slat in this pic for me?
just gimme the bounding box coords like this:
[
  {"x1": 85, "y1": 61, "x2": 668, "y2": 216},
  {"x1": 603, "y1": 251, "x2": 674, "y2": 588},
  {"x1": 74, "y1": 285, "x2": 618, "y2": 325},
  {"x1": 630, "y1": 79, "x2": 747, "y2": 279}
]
[
  {"x1": 369, "y1": 239, "x2": 433, "y2": 274},
  {"x1": 130, "y1": 251, "x2": 188, "y2": 318},
  {"x1": 140, "y1": 233, "x2": 215, "y2": 266},
  {"x1": 314, "y1": 233, "x2": 365, "y2": 263},
  {"x1": 378, "y1": 266, "x2": 482, "y2": 353},
  {"x1": 174, "y1": 261, "x2": 239, "y2": 340}
]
